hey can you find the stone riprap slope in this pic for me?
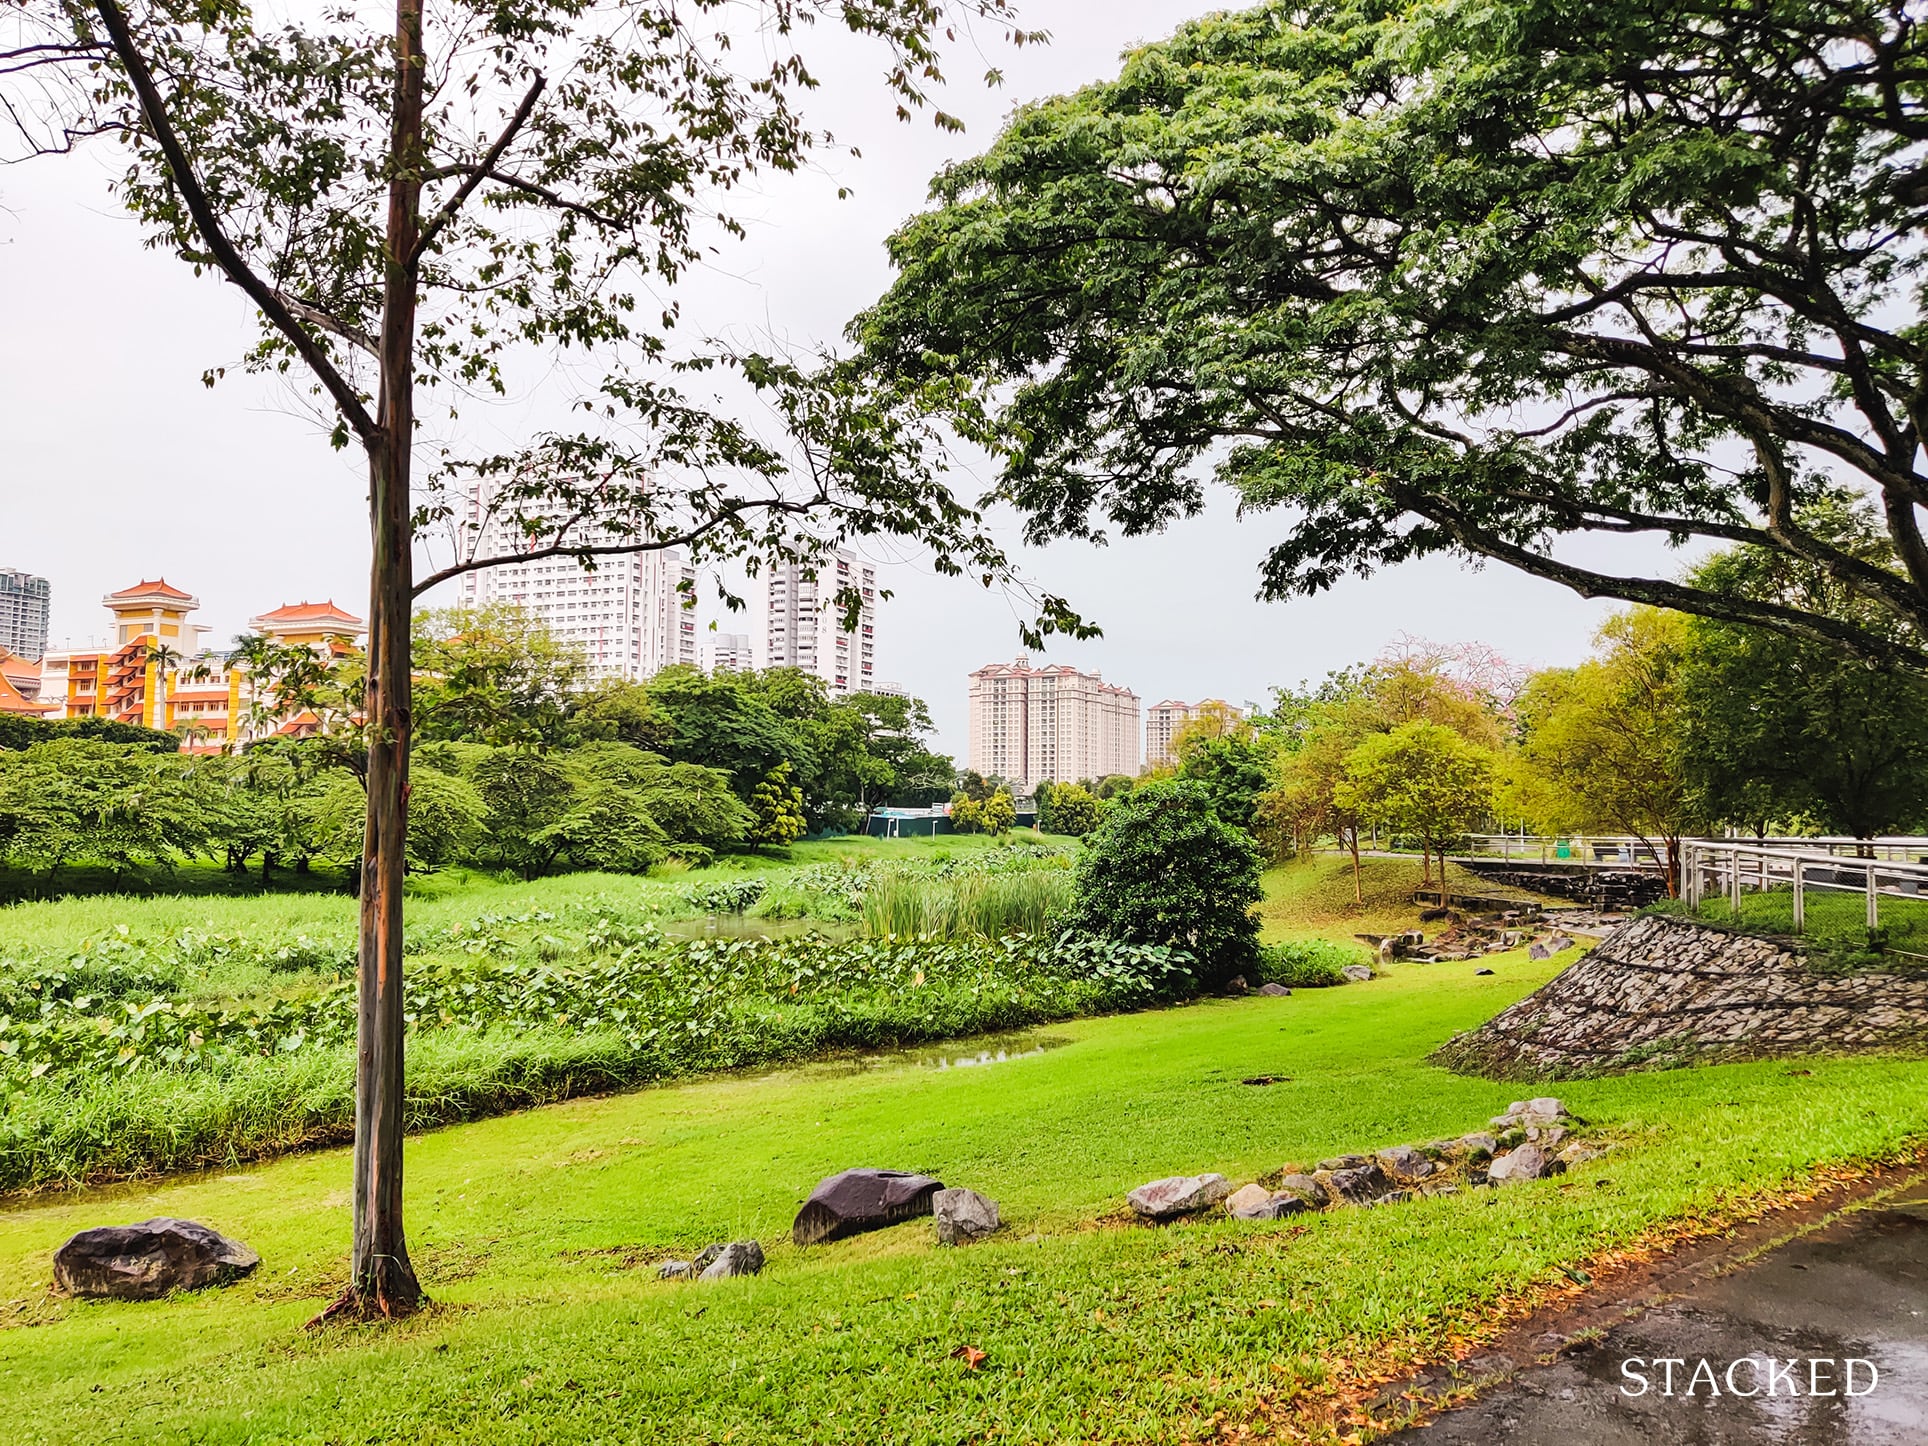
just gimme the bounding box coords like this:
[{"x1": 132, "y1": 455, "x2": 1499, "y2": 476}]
[{"x1": 1433, "y1": 913, "x2": 1928, "y2": 1079}]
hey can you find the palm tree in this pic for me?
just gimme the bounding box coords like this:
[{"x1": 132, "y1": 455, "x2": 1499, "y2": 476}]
[{"x1": 143, "y1": 640, "x2": 183, "y2": 731}]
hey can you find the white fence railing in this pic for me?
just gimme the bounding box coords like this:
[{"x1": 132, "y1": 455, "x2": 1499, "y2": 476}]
[
  {"x1": 1681, "y1": 840, "x2": 1928, "y2": 934},
  {"x1": 1453, "y1": 834, "x2": 1928, "y2": 871}
]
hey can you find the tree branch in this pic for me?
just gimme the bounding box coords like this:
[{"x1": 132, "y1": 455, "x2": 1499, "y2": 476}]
[
  {"x1": 90, "y1": 0, "x2": 377, "y2": 443},
  {"x1": 273, "y1": 291, "x2": 378, "y2": 357},
  {"x1": 408, "y1": 75, "x2": 544, "y2": 270}
]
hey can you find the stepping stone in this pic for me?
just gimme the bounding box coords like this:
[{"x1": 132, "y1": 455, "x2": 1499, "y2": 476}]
[
  {"x1": 792, "y1": 1169, "x2": 944, "y2": 1246},
  {"x1": 698, "y1": 1241, "x2": 764, "y2": 1279},
  {"x1": 53, "y1": 1218, "x2": 258, "y2": 1301}
]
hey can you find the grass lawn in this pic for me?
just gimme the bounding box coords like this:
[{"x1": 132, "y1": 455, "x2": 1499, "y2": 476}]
[
  {"x1": 1258, "y1": 853, "x2": 1537, "y2": 948},
  {"x1": 1666, "y1": 887, "x2": 1928, "y2": 958},
  {"x1": 4, "y1": 948, "x2": 1925, "y2": 1444}
]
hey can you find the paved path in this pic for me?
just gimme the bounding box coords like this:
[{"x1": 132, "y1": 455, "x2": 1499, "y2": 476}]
[{"x1": 1388, "y1": 1184, "x2": 1928, "y2": 1444}]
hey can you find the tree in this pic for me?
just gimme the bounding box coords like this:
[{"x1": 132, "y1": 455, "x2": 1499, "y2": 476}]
[
  {"x1": 413, "y1": 606, "x2": 585, "y2": 749},
  {"x1": 1680, "y1": 500, "x2": 1928, "y2": 842},
  {"x1": 1335, "y1": 722, "x2": 1495, "y2": 900},
  {"x1": 1064, "y1": 779, "x2": 1262, "y2": 987},
  {"x1": 10, "y1": 0, "x2": 1050, "y2": 1320},
  {"x1": 858, "y1": 0, "x2": 1928, "y2": 670},
  {"x1": 949, "y1": 785, "x2": 1015, "y2": 835},
  {"x1": 1174, "y1": 729, "x2": 1273, "y2": 832},
  {"x1": 746, "y1": 763, "x2": 807, "y2": 852},
  {"x1": 1038, "y1": 781, "x2": 1102, "y2": 837},
  {"x1": 1514, "y1": 611, "x2": 1704, "y2": 894}
]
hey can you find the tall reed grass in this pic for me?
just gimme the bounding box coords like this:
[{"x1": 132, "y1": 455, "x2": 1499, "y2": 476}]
[{"x1": 861, "y1": 870, "x2": 1072, "y2": 940}]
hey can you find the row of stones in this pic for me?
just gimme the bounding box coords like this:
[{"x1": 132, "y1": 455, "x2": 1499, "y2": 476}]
[{"x1": 1124, "y1": 1098, "x2": 1602, "y2": 1222}]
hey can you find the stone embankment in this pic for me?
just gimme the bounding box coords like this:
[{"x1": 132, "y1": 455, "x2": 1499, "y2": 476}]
[{"x1": 1434, "y1": 913, "x2": 1928, "y2": 1079}]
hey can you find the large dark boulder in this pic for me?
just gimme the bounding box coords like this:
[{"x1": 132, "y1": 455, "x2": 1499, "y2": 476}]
[
  {"x1": 53, "y1": 1218, "x2": 259, "y2": 1300},
  {"x1": 792, "y1": 1169, "x2": 944, "y2": 1246}
]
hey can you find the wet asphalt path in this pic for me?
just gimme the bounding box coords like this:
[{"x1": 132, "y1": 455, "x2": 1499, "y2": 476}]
[{"x1": 1387, "y1": 1185, "x2": 1928, "y2": 1444}]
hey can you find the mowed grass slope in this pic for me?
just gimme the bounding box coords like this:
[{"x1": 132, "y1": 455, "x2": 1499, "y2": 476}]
[
  {"x1": 1258, "y1": 853, "x2": 1540, "y2": 946},
  {"x1": 4, "y1": 951, "x2": 1926, "y2": 1444}
]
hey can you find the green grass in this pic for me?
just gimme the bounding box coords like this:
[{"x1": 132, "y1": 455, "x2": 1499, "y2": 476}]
[
  {"x1": 1258, "y1": 854, "x2": 1544, "y2": 947},
  {"x1": 1665, "y1": 887, "x2": 1928, "y2": 957},
  {"x1": 860, "y1": 869, "x2": 1073, "y2": 939},
  {"x1": 2, "y1": 952, "x2": 1924, "y2": 1444}
]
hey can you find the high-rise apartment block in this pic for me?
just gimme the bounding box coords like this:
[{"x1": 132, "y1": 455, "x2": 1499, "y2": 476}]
[
  {"x1": 458, "y1": 481, "x2": 697, "y2": 682},
  {"x1": 702, "y1": 632, "x2": 755, "y2": 673},
  {"x1": 967, "y1": 656, "x2": 1140, "y2": 792},
  {"x1": 764, "y1": 551, "x2": 876, "y2": 695},
  {"x1": 1145, "y1": 698, "x2": 1247, "y2": 767},
  {"x1": 0, "y1": 569, "x2": 51, "y2": 661}
]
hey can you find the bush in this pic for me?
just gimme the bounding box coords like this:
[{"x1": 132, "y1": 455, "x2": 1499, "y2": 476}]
[
  {"x1": 1064, "y1": 779, "x2": 1263, "y2": 986},
  {"x1": 860, "y1": 870, "x2": 1071, "y2": 939},
  {"x1": 1254, "y1": 940, "x2": 1362, "y2": 989}
]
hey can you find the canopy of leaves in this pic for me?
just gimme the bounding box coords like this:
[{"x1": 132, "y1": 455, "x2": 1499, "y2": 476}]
[
  {"x1": 857, "y1": 0, "x2": 1928, "y2": 666},
  {"x1": 1065, "y1": 779, "x2": 1262, "y2": 986},
  {"x1": 1334, "y1": 721, "x2": 1496, "y2": 884}
]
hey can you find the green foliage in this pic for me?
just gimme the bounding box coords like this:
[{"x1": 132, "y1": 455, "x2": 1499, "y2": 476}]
[
  {"x1": 1035, "y1": 781, "x2": 1104, "y2": 838},
  {"x1": 1254, "y1": 940, "x2": 1362, "y2": 990},
  {"x1": 859, "y1": 869, "x2": 1070, "y2": 940},
  {"x1": 747, "y1": 763, "x2": 807, "y2": 851},
  {"x1": 0, "y1": 741, "x2": 210, "y2": 877},
  {"x1": 414, "y1": 605, "x2": 587, "y2": 749},
  {"x1": 1176, "y1": 731, "x2": 1273, "y2": 832},
  {"x1": 950, "y1": 787, "x2": 1016, "y2": 835},
  {"x1": 1335, "y1": 722, "x2": 1496, "y2": 887},
  {"x1": 682, "y1": 879, "x2": 768, "y2": 915},
  {"x1": 858, "y1": 0, "x2": 1928, "y2": 665},
  {"x1": 1678, "y1": 502, "x2": 1928, "y2": 837},
  {"x1": 0, "y1": 714, "x2": 178, "y2": 753},
  {"x1": 1066, "y1": 780, "x2": 1262, "y2": 986}
]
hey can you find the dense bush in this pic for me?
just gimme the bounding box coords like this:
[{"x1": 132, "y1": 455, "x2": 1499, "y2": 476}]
[
  {"x1": 1254, "y1": 940, "x2": 1362, "y2": 989},
  {"x1": 1064, "y1": 780, "x2": 1263, "y2": 986},
  {"x1": 0, "y1": 715, "x2": 179, "y2": 753}
]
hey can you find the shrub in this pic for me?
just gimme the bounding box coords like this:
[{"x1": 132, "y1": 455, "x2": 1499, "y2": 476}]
[
  {"x1": 860, "y1": 870, "x2": 1070, "y2": 939},
  {"x1": 682, "y1": 879, "x2": 767, "y2": 915},
  {"x1": 1254, "y1": 940, "x2": 1362, "y2": 989},
  {"x1": 1064, "y1": 780, "x2": 1263, "y2": 986}
]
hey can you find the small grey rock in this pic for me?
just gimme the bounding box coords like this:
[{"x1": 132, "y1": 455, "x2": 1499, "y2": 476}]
[
  {"x1": 1529, "y1": 941, "x2": 1552, "y2": 960},
  {"x1": 697, "y1": 1241, "x2": 765, "y2": 1280},
  {"x1": 1273, "y1": 1173, "x2": 1329, "y2": 1208},
  {"x1": 933, "y1": 1187, "x2": 1000, "y2": 1245},
  {"x1": 1224, "y1": 974, "x2": 1249, "y2": 995},
  {"x1": 1325, "y1": 1163, "x2": 1393, "y2": 1205},
  {"x1": 1234, "y1": 1192, "x2": 1312, "y2": 1221},
  {"x1": 1521, "y1": 1096, "x2": 1566, "y2": 1124},
  {"x1": 1475, "y1": 967, "x2": 1495, "y2": 976},
  {"x1": 1557, "y1": 1143, "x2": 1603, "y2": 1168},
  {"x1": 1376, "y1": 1144, "x2": 1436, "y2": 1182},
  {"x1": 1256, "y1": 982, "x2": 1292, "y2": 997},
  {"x1": 1369, "y1": 1190, "x2": 1412, "y2": 1207},
  {"x1": 692, "y1": 1242, "x2": 726, "y2": 1273},
  {"x1": 1488, "y1": 1144, "x2": 1550, "y2": 1184},
  {"x1": 1458, "y1": 1132, "x2": 1498, "y2": 1158},
  {"x1": 658, "y1": 1259, "x2": 694, "y2": 1281},
  {"x1": 1317, "y1": 1154, "x2": 1368, "y2": 1172},
  {"x1": 1127, "y1": 1173, "x2": 1232, "y2": 1220},
  {"x1": 1341, "y1": 964, "x2": 1374, "y2": 983}
]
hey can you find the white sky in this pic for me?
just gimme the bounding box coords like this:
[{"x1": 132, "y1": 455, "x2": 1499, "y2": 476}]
[{"x1": 0, "y1": 0, "x2": 1654, "y2": 755}]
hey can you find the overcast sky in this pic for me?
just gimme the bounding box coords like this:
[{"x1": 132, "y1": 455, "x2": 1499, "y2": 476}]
[{"x1": 0, "y1": 0, "x2": 1658, "y2": 756}]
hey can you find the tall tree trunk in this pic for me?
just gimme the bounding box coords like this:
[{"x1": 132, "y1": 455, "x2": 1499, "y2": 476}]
[
  {"x1": 339, "y1": 0, "x2": 426, "y2": 1319},
  {"x1": 1346, "y1": 824, "x2": 1363, "y2": 906}
]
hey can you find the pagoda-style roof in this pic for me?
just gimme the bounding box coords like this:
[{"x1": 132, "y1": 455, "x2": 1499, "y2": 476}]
[
  {"x1": 250, "y1": 600, "x2": 365, "y2": 634},
  {"x1": 104, "y1": 578, "x2": 200, "y2": 610}
]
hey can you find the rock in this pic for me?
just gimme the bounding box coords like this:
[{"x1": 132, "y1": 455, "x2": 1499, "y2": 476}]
[
  {"x1": 1376, "y1": 1145, "x2": 1436, "y2": 1182},
  {"x1": 1458, "y1": 1132, "x2": 1498, "y2": 1158},
  {"x1": 52, "y1": 1218, "x2": 259, "y2": 1301},
  {"x1": 1529, "y1": 941, "x2": 1552, "y2": 960},
  {"x1": 1547, "y1": 934, "x2": 1577, "y2": 953},
  {"x1": 1231, "y1": 1191, "x2": 1312, "y2": 1221},
  {"x1": 1527, "y1": 1125, "x2": 1568, "y2": 1149},
  {"x1": 1488, "y1": 1144, "x2": 1550, "y2": 1184},
  {"x1": 1127, "y1": 1173, "x2": 1232, "y2": 1220},
  {"x1": 1256, "y1": 982, "x2": 1292, "y2": 997},
  {"x1": 1557, "y1": 1143, "x2": 1603, "y2": 1168},
  {"x1": 1317, "y1": 1154, "x2": 1368, "y2": 1172},
  {"x1": 658, "y1": 1260, "x2": 694, "y2": 1280},
  {"x1": 1475, "y1": 968, "x2": 1495, "y2": 976},
  {"x1": 933, "y1": 1188, "x2": 1000, "y2": 1245},
  {"x1": 697, "y1": 1241, "x2": 765, "y2": 1280},
  {"x1": 1341, "y1": 964, "x2": 1374, "y2": 983},
  {"x1": 1224, "y1": 1183, "x2": 1274, "y2": 1217},
  {"x1": 1370, "y1": 1190, "x2": 1413, "y2": 1207},
  {"x1": 1224, "y1": 975, "x2": 1249, "y2": 995},
  {"x1": 1273, "y1": 1174, "x2": 1329, "y2": 1208},
  {"x1": 691, "y1": 1241, "x2": 726, "y2": 1273},
  {"x1": 792, "y1": 1168, "x2": 945, "y2": 1246},
  {"x1": 1324, "y1": 1163, "x2": 1392, "y2": 1205},
  {"x1": 1490, "y1": 1112, "x2": 1521, "y2": 1130},
  {"x1": 1521, "y1": 1096, "x2": 1566, "y2": 1124}
]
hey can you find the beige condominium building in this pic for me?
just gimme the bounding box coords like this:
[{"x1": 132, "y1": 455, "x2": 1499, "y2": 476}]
[
  {"x1": 765, "y1": 550, "x2": 876, "y2": 696},
  {"x1": 967, "y1": 656, "x2": 1140, "y2": 792},
  {"x1": 1144, "y1": 698, "x2": 1247, "y2": 767}
]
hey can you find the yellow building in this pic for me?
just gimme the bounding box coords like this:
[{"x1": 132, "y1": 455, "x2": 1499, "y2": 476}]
[{"x1": 37, "y1": 582, "x2": 365, "y2": 751}]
